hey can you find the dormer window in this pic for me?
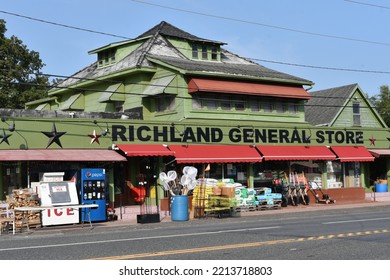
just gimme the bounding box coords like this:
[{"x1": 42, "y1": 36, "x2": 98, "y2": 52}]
[
  {"x1": 202, "y1": 46, "x2": 208, "y2": 60},
  {"x1": 191, "y1": 43, "x2": 220, "y2": 61},
  {"x1": 192, "y1": 45, "x2": 198, "y2": 59},
  {"x1": 211, "y1": 46, "x2": 218, "y2": 60},
  {"x1": 98, "y1": 49, "x2": 116, "y2": 67}
]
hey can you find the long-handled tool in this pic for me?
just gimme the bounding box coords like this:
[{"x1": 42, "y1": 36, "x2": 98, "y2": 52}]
[
  {"x1": 287, "y1": 172, "x2": 297, "y2": 206},
  {"x1": 308, "y1": 181, "x2": 336, "y2": 204},
  {"x1": 297, "y1": 172, "x2": 309, "y2": 205},
  {"x1": 280, "y1": 173, "x2": 289, "y2": 207}
]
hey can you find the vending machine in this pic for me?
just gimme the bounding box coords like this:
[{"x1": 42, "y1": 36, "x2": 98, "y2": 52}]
[{"x1": 80, "y1": 168, "x2": 107, "y2": 222}]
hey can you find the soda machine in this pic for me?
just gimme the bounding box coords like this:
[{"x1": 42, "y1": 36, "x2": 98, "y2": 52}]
[{"x1": 80, "y1": 168, "x2": 107, "y2": 222}]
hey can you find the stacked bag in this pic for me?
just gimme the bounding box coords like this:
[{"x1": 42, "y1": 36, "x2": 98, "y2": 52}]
[
  {"x1": 192, "y1": 178, "x2": 238, "y2": 211},
  {"x1": 255, "y1": 187, "x2": 282, "y2": 206},
  {"x1": 235, "y1": 186, "x2": 257, "y2": 207}
]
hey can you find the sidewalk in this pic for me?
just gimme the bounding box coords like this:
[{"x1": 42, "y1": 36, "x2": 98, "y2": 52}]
[
  {"x1": 7, "y1": 192, "x2": 390, "y2": 235},
  {"x1": 104, "y1": 191, "x2": 390, "y2": 226}
]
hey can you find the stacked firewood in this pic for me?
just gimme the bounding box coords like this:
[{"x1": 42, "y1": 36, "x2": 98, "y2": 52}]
[{"x1": 6, "y1": 188, "x2": 41, "y2": 228}]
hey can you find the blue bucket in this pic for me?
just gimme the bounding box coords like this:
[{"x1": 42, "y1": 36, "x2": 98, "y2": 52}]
[
  {"x1": 171, "y1": 195, "x2": 189, "y2": 221},
  {"x1": 375, "y1": 183, "x2": 388, "y2": 193}
]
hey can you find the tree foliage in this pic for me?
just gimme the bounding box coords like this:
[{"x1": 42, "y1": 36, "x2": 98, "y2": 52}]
[
  {"x1": 0, "y1": 19, "x2": 49, "y2": 109},
  {"x1": 369, "y1": 85, "x2": 390, "y2": 127}
]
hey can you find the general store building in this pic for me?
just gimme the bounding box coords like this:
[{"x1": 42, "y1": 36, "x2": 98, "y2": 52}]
[{"x1": 1, "y1": 21, "x2": 389, "y2": 212}]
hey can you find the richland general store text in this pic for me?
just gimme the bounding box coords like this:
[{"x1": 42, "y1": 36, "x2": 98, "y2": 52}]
[{"x1": 111, "y1": 125, "x2": 364, "y2": 145}]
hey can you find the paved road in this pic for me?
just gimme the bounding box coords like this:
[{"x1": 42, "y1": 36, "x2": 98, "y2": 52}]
[{"x1": 1, "y1": 202, "x2": 390, "y2": 260}]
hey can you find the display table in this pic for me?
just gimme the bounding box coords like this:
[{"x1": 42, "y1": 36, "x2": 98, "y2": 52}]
[{"x1": 14, "y1": 204, "x2": 99, "y2": 232}]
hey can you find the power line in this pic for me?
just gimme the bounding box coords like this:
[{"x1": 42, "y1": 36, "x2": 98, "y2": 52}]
[
  {"x1": 2, "y1": 8, "x2": 390, "y2": 77},
  {"x1": 2, "y1": 1, "x2": 390, "y2": 48},
  {"x1": 344, "y1": 0, "x2": 390, "y2": 10},
  {"x1": 1, "y1": 6, "x2": 389, "y2": 102},
  {"x1": 0, "y1": 10, "x2": 130, "y2": 40},
  {"x1": 129, "y1": 0, "x2": 390, "y2": 47},
  {"x1": 253, "y1": 58, "x2": 390, "y2": 74},
  {"x1": 0, "y1": 67, "x2": 371, "y2": 100}
]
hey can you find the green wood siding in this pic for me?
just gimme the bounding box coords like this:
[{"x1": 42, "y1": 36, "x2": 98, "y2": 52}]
[{"x1": 333, "y1": 92, "x2": 385, "y2": 128}]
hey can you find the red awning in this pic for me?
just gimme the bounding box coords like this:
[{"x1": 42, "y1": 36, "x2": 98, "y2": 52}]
[
  {"x1": 188, "y1": 78, "x2": 311, "y2": 99},
  {"x1": 116, "y1": 144, "x2": 174, "y2": 157},
  {"x1": 369, "y1": 149, "x2": 390, "y2": 158},
  {"x1": 168, "y1": 144, "x2": 262, "y2": 163},
  {"x1": 0, "y1": 149, "x2": 127, "y2": 161},
  {"x1": 257, "y1": 146, "x2": 336, "y2": 161},
  {"x1": 330, "y1": 146, "x2": 375, "y2": 162}
]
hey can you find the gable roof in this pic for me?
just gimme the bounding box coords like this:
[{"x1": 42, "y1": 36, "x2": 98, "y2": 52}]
[
  {"x1": 305, "y1": 83, "x2": 387, "y2": 128},
  {"x1": 305, "y1": 84, "x2": 358, "y2": 126}
]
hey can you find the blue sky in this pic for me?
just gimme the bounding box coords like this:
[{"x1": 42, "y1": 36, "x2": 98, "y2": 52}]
[{"x1": 1, "y1": 0, "x2": 390, "y2": 96}]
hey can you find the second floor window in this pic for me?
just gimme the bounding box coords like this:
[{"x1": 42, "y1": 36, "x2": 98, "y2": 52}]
[
  {"x1": 353, "y1": 101, "x2": 361, "y2": 126},
  {"x1": 263, "y1": 102, "x2": 273, "y2": 113},
  {"x1": 202, "y1": 46, "x2": 208, "y2": 59},
  {"x1": 192, "y1": 45, "x2": 198, "y2": 59},
  {"x1": 192, "y1": 95, "x2": 301, "y2": 115},
  {"x1": 98, "y1": 50, "x2": 116, "y2": 67},
  {"x1": 211, "y1": 46, "x2": 218, "y2": 60},
  {"x1": 157, "y1": 95, "x2": 175, "y2": 112}
]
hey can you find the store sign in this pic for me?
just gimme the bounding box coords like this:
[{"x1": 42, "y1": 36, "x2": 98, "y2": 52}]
[{"x1": 111, "y1": 125, "x2": 364, "y2": 145}]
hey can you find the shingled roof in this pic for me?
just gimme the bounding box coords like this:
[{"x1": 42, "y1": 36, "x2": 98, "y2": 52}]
[
  {"x1": 136, "y1": 21, "x2": 225, "y2": 45},
  {"x1": 305, "y1": 84, "x2": 358, "y2": 126},
  {"x1": 54, "y1": 21, "x2": 312, "y2": 90}
]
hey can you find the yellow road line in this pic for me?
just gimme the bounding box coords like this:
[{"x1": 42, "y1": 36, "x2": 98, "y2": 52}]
[{"x1": 88, "y1": 228, "x2": 390, "y2": 260}]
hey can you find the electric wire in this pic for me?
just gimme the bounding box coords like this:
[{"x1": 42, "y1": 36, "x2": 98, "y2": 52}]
[
  {"x1": 4, "y1": 5, "x2": 389, "y2": 47},
  {"x1": 344, "y1": 0, "x2": 390, "y2": 10},
  {"x1": 128, "y1": 0, "x2": 390, "y2": 47},
  {"x1": 1, "y1": 8, "x2": 390, "y2": 78},
  {"x1": 0, "y1": 10, "x2": 130, "y2": 40},
  {"x1": 0, "y1": 6, "x2": 389, "y2": 111}
]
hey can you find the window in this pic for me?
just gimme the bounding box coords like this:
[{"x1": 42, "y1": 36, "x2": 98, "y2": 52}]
[
  {"x1": 288, "y1": 103, "x2": 298, "y2": 114},
  {"x1": 192, "y1": 45, "x2": 198, "y2": 59},
  {"x1": 353, "y1": 102, "x2": 361, "y2": 126},
  {"x1": 221, "y1": 100, "x2": 231, "y2": 110},
  {"x1": 110, "y1": 51, "x2": 116, "y2": 63},
  {"x1": 98, "y1": 53, "x2": 104, "y2": 67},
  {"x1": 157, "y1": 95, "x2": 175, "y2": 112},
  {"x1": 206, "y1": 98, "x2": 217, "y2": 110},
  {"x1": 263, "y1": 102, "x2": 273, "y2": 113},
  {"x1": 114, "y1": 101, "x2": 124, "y2": 112},
  {"x1": 98, "y1": 50, "x2": 116, "y2": 67},
  {"x1": 202, "y1": 46, "x2": 208, "y2": 59},
  {"x1": 192, "y1": 97, "x2": 202, "y2": 109},
  {"x1": 250, "y1": 101, "x2": 260, "y2": 112},
  {"x1": 211, "y1": 46, "x2": 218, "y2": 60},
  {"x1": 275, "y1": 103, "x2": 284, "y2": 113},
  {"x1": 234, "y1": 101, "x2": 246, "y2": 111}
]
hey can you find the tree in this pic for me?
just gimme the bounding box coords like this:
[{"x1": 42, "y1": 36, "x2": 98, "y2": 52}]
[
  {"x1": 369, "y1": 85, "x2": 390, "y2": 127},
  {"x1": 0, "y1": 19, "x2": 49, "y2": 109}
]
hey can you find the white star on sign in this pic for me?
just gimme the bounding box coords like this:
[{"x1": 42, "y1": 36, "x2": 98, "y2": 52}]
[{"x1": 88, "y1": 129, "x2": 101, "y2": 144}]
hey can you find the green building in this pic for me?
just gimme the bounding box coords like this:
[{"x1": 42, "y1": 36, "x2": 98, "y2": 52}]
[{"x1": 1, "y1": 21, "x2": 389, "y2": 210}]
